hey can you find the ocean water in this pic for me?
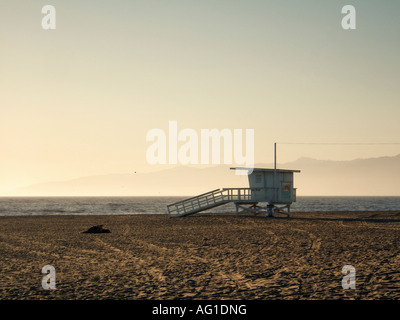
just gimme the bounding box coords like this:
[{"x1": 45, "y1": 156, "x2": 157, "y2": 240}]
[{"x1": 0, "y1": 196, "x2": 400, "y2": 216}]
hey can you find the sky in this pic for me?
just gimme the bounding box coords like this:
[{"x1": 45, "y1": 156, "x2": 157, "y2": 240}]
[{"x1": 0, "y1": 0, "x2": 399, "y2": 194}]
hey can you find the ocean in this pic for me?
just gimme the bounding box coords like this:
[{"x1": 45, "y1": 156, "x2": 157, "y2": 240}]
[{"x1": 0, "y1": 196, "x2": 400, "y2": 216}]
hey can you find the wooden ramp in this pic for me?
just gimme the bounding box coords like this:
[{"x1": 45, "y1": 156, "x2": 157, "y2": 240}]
[{"x1": 167, "y1": 188, "x2": 256, "y2": 218}]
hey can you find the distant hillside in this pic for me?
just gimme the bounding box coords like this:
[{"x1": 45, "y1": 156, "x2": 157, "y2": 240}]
[
  {"x1": 4, "y1": 166, "x2": 249, "y2": 197},
  {"x1": 4, "y1": 154, "x2": 400, "y2": 196},
  {"x1": 287, "y1": 154, "x2": 400, "y2": 196}
]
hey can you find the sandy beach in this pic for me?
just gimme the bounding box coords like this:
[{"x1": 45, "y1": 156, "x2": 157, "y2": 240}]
[{"x1": 0, "y1": 211, "x2": 399, "y2": 300}]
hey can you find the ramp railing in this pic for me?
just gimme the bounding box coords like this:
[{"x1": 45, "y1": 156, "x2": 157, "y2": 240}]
[{"x1": 167, "y1": 188, "x2": 268, "y2": 217}]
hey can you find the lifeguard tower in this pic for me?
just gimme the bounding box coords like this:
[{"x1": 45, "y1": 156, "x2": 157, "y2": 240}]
[{"x1": 167, "y1": 167, "x2": 300, "y2": 218}]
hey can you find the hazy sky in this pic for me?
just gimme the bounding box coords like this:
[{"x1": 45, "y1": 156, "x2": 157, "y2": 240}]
[{"x1": 1, "y1": 0, "x2": 399, "y2": 193}]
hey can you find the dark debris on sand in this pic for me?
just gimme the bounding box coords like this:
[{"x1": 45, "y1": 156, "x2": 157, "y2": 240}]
[{"x1": 82, "y1": 225, "x2": 111, "y2": 234}]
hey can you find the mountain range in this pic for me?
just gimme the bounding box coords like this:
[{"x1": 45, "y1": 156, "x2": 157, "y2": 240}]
[{"x1": 4, "y1": 154, "x2": 400, "y2": 196}]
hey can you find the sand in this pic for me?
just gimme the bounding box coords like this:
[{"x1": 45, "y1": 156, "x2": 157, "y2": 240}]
[{"x1": 0, "y1": 211, "x2": 399, "y2": 300}]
